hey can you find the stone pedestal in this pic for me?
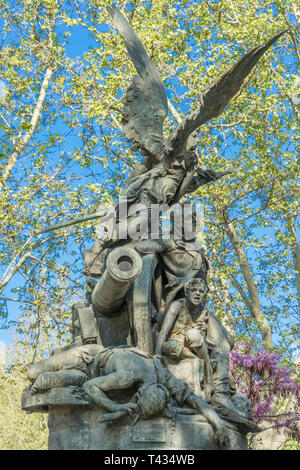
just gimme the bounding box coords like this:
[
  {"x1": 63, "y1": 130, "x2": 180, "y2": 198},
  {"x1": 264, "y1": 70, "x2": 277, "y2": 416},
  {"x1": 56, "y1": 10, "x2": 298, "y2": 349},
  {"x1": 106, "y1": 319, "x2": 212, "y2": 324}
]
[{"x1": 47, "y1": 406, "x2": 248, "y2": 450}]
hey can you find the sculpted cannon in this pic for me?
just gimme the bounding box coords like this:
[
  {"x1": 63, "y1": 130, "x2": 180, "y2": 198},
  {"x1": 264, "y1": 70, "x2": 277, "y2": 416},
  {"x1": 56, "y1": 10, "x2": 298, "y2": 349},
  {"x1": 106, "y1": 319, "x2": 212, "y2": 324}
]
[{"x1": 91, "y1": 246, "x2": 142, "y2": 316}]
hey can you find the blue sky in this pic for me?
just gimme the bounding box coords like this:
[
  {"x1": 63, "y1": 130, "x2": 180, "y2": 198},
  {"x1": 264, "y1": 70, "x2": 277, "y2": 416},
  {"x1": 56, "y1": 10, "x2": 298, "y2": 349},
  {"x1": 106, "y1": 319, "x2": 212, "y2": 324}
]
[{"x1": 0, "y1": 4, "x2": 298, "y2": 358}]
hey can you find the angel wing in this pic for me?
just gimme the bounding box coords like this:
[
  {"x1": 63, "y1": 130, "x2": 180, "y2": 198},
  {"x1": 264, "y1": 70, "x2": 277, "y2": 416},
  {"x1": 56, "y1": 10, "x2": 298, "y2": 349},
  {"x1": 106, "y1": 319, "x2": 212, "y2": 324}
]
[
  {"x1": 107, "y1": 6, "x2": 168, "y2": 157},
  {"x1": 168, "y1": 30, "x2": 287, "y2": 158}
]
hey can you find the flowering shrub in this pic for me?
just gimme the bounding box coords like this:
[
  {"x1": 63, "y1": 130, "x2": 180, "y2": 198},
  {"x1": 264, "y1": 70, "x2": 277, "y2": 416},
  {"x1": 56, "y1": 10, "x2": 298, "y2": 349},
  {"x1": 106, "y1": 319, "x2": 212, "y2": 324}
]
[{"x1": 230, "y1": 341, "x2": 300, "y2": 441}]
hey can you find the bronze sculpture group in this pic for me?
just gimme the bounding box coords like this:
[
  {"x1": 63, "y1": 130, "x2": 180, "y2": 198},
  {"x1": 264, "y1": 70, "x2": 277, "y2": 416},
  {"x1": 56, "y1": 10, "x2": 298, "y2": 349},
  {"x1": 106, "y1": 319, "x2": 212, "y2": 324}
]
[{"x1": 21, "y1": 6, "x2": 286, "y2": 450}]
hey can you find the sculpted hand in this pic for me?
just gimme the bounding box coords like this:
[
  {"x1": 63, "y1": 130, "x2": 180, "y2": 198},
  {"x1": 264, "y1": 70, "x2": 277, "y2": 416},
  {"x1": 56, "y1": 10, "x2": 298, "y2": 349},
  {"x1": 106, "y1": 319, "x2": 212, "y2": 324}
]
[
  {"x1": 114, "y1": 403, "x2": 138, "y2": 415},
  {"x1": 30, "y1": 372, "x2": 49, "y2": 394},
  {"x1": 214, "y1": 421, "x2": 229, "y2": 448},
  {"x1": 197, "y1": 320, "x2": 208, "y2": 333},
  {"x1": 151, "y1": 167, "x2": 167, "y2": 178}
]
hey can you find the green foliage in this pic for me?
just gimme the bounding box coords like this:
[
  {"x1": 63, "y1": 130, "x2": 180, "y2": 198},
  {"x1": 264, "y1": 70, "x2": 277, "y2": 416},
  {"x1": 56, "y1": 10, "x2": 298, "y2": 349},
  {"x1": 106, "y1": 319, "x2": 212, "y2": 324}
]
[
  {"x1": 0, "y1": 366, "x2": 48, "y2": 449},
  {"x1": 0, "y1": 0, "x2": 298, "y2": 450},
  {"x1": 283, "y1": 439, "x2": 300, "y2": 450},
  {"x1": 0, "y1": 0, "x2": 298, "y2": 367}
]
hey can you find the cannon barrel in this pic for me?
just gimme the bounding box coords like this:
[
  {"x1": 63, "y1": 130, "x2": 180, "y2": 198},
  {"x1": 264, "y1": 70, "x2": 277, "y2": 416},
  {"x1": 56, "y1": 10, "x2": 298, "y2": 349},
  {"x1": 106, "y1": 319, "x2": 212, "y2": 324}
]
[{"x1": 91, "y1": 247, "x2": 142, "y2": 316}]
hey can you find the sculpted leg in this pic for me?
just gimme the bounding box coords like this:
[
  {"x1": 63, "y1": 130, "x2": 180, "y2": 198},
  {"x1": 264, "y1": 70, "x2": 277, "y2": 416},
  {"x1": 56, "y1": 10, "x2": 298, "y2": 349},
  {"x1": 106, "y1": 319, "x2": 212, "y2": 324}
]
[
  {"x1": 27, "y1": 344, "x2": 103, "y2": 381},
  {"x1": 185, "y1": 328, "x2": 214, "y2": 397},
  {"x1": 210, "y1": 352, "x2": 243, "y2": 415},
  {"x1": 31, "y1": 369, "x2": 88, "y2": 394},
  {"x1": 162, "y1": 340, "x2": 196, "y2": 360}
]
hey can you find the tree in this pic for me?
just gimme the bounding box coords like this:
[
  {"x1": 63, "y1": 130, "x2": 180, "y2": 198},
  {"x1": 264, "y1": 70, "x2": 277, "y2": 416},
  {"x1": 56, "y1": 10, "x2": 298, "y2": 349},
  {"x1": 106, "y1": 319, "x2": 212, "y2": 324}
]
[
  {"x1": 230, "y1": 341, "x2": 300, "y2": 447},
  {"x1": 0, "y1": 0, "x2": 298, "y2": 360},
  {"x1": 0, "y1": 352, "x2": 48, "y2": 450}
]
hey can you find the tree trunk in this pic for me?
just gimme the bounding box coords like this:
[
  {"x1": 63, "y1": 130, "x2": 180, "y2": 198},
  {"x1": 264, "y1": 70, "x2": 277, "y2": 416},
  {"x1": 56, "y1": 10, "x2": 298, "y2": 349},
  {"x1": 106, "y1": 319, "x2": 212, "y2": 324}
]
[
  {"x1": 286, "y1": 213, "x2": 300, "y2": 314},
  {"x1": 208, "y1": 245, "x2": 235, "y2": 335},
  {"x1": 223, "y1": 209, "x2": 273, "y2": 349},
  {"x1": 0, "y1": 66, "x2": 53, "y2": 192}
]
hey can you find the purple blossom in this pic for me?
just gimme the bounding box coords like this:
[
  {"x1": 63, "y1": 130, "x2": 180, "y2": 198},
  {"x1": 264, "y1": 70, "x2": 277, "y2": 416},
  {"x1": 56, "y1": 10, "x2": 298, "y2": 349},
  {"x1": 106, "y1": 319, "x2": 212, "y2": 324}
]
[{"x1": 230, "y1": 341, "x2": 300, "y2": 440}]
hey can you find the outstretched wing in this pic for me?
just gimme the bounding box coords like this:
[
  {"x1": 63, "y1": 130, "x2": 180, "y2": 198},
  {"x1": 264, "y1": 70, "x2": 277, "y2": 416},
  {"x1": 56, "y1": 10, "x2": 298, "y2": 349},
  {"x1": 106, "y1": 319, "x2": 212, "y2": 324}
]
[
  {"x1": 168, "y1": 30, "x2": 287, "y2": 158},
  {"x1": 107, "y1": 6, "x2": 168, "y2": 157}
]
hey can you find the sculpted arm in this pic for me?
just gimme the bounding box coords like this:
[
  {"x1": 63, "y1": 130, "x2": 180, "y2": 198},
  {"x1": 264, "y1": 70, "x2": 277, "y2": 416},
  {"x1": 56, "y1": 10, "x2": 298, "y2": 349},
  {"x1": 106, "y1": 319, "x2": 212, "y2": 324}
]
[
  {"x1": 123, "y1": 157, "x2": 154, "y2": 190},
  {"x1": 131, "y1": 238, "x2": 172, "y2": 255},
  {"x1": 183, "y1": 168, "x2": 240, "y2": 197},
  {"x1": 82, "y1": 371, "x2": 140, "y2": 413},
  {"x1": 155, "y1": 301, "x2": 181, "y2": 355},
  {"x1": 162, "y1": 367, "x2": 229, "y2": 447},
  {"x1": 185, "y1": 393, "x2": 229, "y2": 447}
]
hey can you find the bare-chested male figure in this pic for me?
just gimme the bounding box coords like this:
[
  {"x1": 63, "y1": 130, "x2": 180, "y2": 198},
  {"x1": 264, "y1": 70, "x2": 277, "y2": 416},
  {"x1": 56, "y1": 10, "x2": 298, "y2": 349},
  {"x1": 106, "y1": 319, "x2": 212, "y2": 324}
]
[
  {"x1": 27, "y1": 344, "x2": 229, "y2": 447},
  {"x1": 155, "y1": 278, "x2": 241, "y2": 415}
]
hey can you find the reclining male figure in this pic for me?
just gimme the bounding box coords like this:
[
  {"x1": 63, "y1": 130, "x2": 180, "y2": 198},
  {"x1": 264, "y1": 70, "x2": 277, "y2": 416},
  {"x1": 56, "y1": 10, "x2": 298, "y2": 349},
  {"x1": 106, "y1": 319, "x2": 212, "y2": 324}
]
[{"x1": 28, "y1": 344, "x2": 229, "y2": 447}]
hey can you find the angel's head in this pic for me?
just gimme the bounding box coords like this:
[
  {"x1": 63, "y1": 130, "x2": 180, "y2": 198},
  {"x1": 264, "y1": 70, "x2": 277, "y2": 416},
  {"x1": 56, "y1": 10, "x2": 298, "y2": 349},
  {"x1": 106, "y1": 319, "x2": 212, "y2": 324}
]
[
  {"x1": 108, "y1": 6, "x2": 286, "y2": 176},
  {"x1": 183, "y1": 150, "x2": 197, "y2": 167}
]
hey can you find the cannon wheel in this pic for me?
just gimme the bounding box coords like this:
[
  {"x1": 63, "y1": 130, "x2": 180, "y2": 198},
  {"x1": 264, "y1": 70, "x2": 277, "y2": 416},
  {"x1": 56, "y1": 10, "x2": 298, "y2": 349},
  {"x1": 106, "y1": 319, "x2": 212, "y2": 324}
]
[{"x1": 131, "y1": 254, "x2": 162, "y2": 354}]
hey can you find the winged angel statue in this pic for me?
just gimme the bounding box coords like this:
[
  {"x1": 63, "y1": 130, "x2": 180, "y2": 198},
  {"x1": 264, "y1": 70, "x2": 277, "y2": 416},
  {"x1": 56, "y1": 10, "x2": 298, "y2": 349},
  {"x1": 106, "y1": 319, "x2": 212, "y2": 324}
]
[
  {"x1": 107, "y1": 7, "x2": 284, "y2": 199},
  {"x1": 95, "y1": 6, "x2": 286, "y2": 249},
  {"x1": 37, "y1": 7, "x2": 286, "y2": 242}
]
